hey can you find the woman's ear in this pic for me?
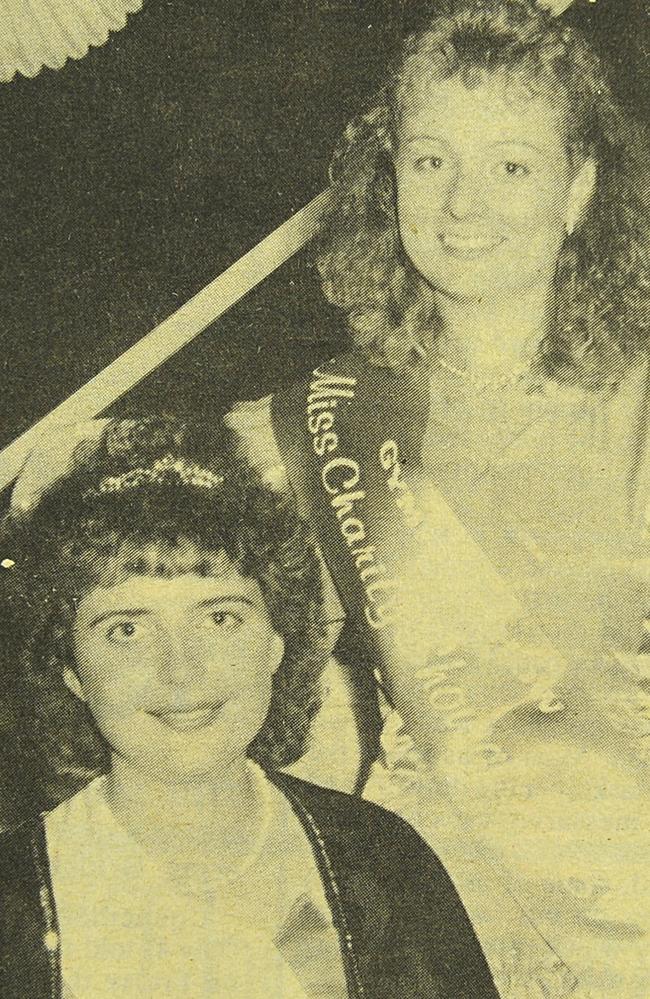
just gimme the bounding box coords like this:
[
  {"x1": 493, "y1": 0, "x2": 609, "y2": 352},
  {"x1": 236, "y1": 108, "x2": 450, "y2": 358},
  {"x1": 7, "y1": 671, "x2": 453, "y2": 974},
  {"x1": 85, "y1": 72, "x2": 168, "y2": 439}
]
[
  {"x1": 566, "y1": 157, "x2": 597, "y2": 236},
  {"x1": 62, "y1": 667, "x2": 86, "y2": 702}
]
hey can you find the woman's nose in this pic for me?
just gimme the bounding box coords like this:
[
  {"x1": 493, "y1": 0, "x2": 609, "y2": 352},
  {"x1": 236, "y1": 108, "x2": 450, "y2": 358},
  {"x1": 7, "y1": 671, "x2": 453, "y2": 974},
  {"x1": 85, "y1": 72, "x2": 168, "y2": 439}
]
[
  {"x1": 445, "y1": 167, "x2": 485, "y2": 220},
  {"x1": 155, "y1": 634, "x2": 202, "y2": 688}
]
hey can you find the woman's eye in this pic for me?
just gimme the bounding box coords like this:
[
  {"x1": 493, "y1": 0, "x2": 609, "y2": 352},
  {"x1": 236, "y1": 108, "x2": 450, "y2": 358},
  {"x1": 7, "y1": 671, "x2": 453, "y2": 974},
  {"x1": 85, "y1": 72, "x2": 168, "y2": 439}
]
[
  {"x1": 414, "y1": 155, "x2": 445, "y2": 172},
  {"x1": 207, "y1": 610, "x2": 243, "y2": 631},
  {"x1": 106, "y1": 621, "x2": 142, "y2": 644},
  {"x1": 501, "y1": 161, "x2": 530, "y2": 178}
]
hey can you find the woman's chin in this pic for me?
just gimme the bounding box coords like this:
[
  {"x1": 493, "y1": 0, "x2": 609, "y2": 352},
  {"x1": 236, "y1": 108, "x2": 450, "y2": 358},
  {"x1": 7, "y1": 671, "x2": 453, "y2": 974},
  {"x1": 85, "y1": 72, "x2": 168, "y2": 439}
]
[
  {"x1": 430, "y1": 275, "x2": 517, "y2": 304},
  {"x1": 113, "y1": 739, "x2": 251, "y2": 786}
]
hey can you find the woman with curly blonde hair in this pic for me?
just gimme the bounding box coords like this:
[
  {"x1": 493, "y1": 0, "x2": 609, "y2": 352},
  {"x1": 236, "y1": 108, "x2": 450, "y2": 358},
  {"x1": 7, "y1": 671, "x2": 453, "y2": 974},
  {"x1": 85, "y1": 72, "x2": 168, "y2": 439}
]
[
  {"x1": 318, "y1": 2, "x2": 647, "y2": 386},
  {"x1": 265, "y1": 2, "x2": 650, "y2": 995}
]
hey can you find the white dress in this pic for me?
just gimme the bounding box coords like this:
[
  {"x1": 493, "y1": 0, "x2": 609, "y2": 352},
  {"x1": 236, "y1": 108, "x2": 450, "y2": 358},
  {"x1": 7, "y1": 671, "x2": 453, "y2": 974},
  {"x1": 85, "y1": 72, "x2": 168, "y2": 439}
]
[
  {"x1": 363, "y1": 367, "x2": 650, "y2": 999},
  {"x1": 226, "y1": 371, "x2": 650, "y2": 999}
]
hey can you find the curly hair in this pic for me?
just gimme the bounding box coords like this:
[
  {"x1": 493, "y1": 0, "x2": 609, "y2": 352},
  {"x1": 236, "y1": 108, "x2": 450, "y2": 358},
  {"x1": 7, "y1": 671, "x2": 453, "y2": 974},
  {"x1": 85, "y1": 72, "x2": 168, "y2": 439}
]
[
  {"x1": 0, "y1": 417, "x2": 328, "y2": 807},
  {"x1": 317, "y1": 0, "x2": 649, "y2": 390}
]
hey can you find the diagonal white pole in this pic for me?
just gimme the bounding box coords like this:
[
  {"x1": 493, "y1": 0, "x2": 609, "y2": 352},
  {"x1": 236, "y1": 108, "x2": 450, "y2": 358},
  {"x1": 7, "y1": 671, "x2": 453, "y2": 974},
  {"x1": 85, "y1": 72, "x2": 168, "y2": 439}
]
[{"x1": 0, "y1": 188, "x2": 333, "y2": 495}]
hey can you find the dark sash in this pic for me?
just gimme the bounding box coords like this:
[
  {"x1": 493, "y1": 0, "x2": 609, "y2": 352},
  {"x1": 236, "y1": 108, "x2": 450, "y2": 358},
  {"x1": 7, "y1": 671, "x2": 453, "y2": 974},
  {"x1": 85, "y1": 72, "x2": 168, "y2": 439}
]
[
  {"x1": 273, "y1": 352, "x2": 650, "y2": 681},
  {"x1": 271, "y1": 353, "x2": 430, "y2": 683}
]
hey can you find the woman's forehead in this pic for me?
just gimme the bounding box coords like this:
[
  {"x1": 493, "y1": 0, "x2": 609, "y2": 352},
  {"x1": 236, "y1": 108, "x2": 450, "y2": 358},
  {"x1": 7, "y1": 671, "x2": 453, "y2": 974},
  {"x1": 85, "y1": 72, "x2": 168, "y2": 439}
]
[
  {"x1": 398, "y1": 72, "x2": 567, "y2": 153},
  {"x1": 75, "y1": 570, "x2": 265, "y2": 622}
]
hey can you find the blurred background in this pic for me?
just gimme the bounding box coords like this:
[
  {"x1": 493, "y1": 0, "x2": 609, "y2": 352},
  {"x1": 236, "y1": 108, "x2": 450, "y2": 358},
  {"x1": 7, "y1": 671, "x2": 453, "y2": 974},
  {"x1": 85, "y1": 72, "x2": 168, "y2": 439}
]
[{"x1": 0, "y1": 0, "x2": 647, "y2": 451}]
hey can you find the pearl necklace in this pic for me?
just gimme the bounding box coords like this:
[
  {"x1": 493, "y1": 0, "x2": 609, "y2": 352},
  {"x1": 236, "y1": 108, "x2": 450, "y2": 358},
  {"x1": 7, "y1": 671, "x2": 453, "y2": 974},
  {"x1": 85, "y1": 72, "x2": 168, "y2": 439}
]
[
  {"x1": 217, "y1": 761, "x2": 275, "y2": 884},
  {"x1": 101, "y1": 760, "x2": 275, "y2": 889},
  {"x1": 435, "y1": 355, "x2": 531, "y2": 392}
]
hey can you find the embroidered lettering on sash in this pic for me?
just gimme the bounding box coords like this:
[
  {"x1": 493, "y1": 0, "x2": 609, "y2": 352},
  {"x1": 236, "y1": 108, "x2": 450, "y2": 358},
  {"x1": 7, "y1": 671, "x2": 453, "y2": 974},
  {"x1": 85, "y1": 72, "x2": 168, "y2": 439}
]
[
  {"x1": 302, "y1": 367, "x2": 427, "y2": 630},
  {"x1": 271, "y1": 354, "x2": 430, "y2": 652}
]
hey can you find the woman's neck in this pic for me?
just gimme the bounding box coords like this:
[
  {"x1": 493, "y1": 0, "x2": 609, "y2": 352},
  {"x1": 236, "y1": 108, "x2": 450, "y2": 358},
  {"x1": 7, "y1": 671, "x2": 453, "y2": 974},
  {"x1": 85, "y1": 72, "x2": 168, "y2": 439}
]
[
  {"x1": 434, "y1": 284, "x2": 550, "y2": 374},
  {"x1": 104, "y1": 754, "x2": 265, "y2": 880}
]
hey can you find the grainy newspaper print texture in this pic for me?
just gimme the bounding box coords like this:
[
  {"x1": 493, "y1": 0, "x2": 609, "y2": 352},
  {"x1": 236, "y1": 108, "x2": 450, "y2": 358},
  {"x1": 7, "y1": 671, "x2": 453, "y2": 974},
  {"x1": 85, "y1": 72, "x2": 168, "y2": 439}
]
[{"x1": 0, "y1": 2, "x2": 648, "y2": 997}]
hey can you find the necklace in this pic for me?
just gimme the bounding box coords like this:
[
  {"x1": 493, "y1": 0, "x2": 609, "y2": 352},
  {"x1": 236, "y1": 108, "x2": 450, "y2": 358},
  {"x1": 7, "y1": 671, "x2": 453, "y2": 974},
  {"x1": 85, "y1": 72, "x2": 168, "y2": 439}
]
[
  {"x1": 435, "y1": 355, "x2": 531, "y2": 392},
  {"x1": 100, "y1": 760, "x2": 275, "y2": 889},
  {"x1": 195, "y1": 761, "x2": 275, "y2": 888},
  {"x1": 227, "y1": 761, "x2": 275, "y2": 882}
]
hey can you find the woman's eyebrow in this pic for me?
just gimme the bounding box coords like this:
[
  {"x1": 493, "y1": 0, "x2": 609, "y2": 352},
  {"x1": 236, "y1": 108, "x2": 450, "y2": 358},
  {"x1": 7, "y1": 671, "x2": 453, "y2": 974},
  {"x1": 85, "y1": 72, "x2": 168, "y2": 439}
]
[
  {"x1": 195, "y1": 596, "x2": 256, "y2": 610},
  {"x1": 491, "y1": 139, "x2": 545, "y2": 155},
  {"x1": 403, "y1": 135, "x2": 546, "y2": 156},
  {"x1": 87, "y1": 608, "x2": 150, "y2": 628}
]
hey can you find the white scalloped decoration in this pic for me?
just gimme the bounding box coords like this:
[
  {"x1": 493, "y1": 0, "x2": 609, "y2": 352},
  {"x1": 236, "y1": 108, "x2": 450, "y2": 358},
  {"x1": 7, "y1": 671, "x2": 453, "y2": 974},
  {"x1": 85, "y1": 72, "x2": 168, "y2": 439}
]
[{"x1": 0, "y1": 0, "x2": 144, "y2": 83}]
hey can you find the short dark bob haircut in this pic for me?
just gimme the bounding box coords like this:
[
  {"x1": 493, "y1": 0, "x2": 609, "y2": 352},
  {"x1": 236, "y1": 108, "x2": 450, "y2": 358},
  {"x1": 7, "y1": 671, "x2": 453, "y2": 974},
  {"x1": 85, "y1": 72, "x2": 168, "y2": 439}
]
[
  {"x1": 318, "y1": 0, "x2": 649, "y2": 390},
  {"x1": 0, "y1": 417, "x2": 328, "y2": 807}
]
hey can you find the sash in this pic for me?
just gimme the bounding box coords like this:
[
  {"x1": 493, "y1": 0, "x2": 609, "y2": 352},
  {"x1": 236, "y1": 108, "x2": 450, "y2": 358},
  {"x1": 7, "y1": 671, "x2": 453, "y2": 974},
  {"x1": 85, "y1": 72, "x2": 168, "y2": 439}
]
[
  {"x1": 271, "y1": 352, "x2": 431, "y2": 685},
  {"x1": 271, "y1": 353, "x2": 572, "y2": 687},
  {"x1": 272, "y1": 351, "x2": 650, "y2": 766}
]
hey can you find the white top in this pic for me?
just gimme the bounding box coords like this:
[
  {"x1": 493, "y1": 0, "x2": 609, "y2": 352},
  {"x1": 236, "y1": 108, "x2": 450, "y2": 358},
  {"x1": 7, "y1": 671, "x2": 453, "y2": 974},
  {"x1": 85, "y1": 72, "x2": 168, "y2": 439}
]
[{"x1": 45, "y1": 772, "x2": 346, "y2": 999}]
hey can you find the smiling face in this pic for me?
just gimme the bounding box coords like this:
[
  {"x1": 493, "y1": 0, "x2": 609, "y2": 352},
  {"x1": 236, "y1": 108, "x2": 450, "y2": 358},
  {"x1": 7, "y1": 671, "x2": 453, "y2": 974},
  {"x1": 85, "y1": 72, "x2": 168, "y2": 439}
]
[
  {"x1": 68, "y1": 570, "x2": 285, "y2": 783},
  {"x1": 394, "y1": 72, "x2": 587, "y2": 304}
]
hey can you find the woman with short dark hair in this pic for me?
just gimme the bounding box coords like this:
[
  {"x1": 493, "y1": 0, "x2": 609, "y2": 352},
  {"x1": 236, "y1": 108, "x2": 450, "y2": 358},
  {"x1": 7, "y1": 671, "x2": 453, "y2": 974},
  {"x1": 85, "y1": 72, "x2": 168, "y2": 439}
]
[{"x1": 0, "y1": 416, "x2": 497, "y2": 998}]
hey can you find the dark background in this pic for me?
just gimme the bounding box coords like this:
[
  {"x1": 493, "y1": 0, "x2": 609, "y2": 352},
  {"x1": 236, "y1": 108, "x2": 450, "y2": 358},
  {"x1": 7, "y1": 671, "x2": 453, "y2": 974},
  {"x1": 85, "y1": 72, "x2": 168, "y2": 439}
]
[
  {"x1": 0, "y1": 0, "x2": 403, "y2": 449},
  {"x1": 0, "y1": 0, "x2": 647, "y2": 450}
]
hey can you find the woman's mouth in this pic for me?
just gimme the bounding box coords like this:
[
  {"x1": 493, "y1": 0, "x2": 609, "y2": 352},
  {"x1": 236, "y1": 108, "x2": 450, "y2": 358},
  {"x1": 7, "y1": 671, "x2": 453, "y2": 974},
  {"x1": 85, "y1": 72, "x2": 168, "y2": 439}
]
[
  {"x1": 439, "y1": 233, "x2": 506, "y2": 259},
  {"x1": 150, "y1": 704, "x2": 224, "y2": 732}
]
